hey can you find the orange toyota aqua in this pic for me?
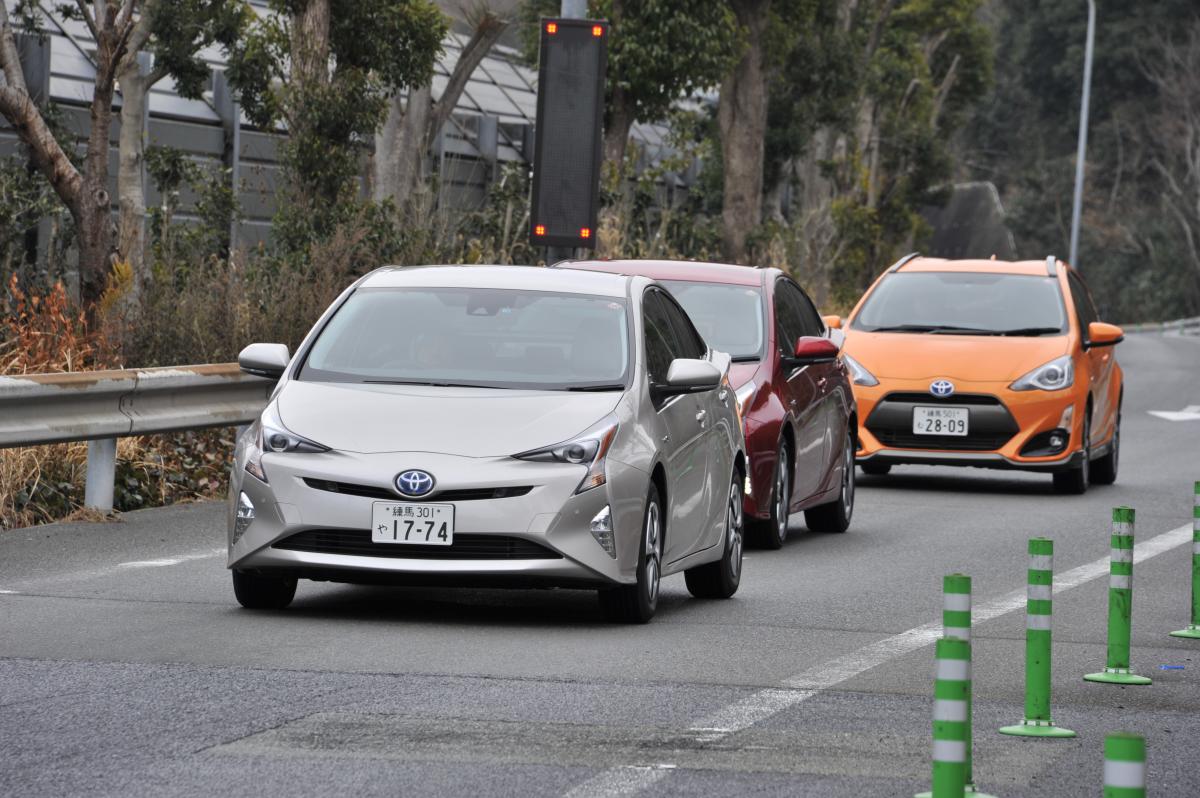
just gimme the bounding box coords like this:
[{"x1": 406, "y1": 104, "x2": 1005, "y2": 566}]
[{"x1": 830, "y1": 255, "x2": 1124, "y2": 494}]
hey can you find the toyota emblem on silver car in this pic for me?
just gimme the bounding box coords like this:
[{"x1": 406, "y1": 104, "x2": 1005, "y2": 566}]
[
  {"x1": 395, "y1": 470, "x2": 436, "y2": 497},
  {"x1": 929, "y1": 380, "x2": 955, "y2": 398}
]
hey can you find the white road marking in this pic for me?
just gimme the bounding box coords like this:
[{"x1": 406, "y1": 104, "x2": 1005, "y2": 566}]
[
  {"x1": 566, "y1": 521, "x2": 1194, "y2": 796},
  {"x1": 0, "y1": 589, "x2": 19, "y2": 594},
  {"x1": 1149, "y1": 405, "x2": 1200, "y2": 421},
  {"x1": 1, "y1": 548, "x2": 225, "y2": 591},
  {"x1": 562, "y1": 765, "x2": 675, "y2": 798}
]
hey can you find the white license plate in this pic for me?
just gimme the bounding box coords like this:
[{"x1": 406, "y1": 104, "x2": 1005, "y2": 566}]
[
  {"x1": 912, "y1": 406, "x2": 969, "y2": 436},
  {"x1": 371, "y1": 503, "x2": 454, "y2": 545}
]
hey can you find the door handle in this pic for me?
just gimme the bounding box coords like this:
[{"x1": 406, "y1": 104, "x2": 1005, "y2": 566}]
[
  {"x1": 695, "y1": 409, "x2": 708, "y2": 424},
  {"x1": 817, "y1": 377, "x2": 828, "y2": 388}
]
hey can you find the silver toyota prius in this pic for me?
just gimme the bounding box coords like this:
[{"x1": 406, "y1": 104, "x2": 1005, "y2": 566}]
[{"x1": 227, "y1": 265, "x2": 747, "y2": 622}]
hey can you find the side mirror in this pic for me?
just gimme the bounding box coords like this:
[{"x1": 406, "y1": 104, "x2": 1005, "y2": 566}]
[
  {"x1": 1086, "y1": 322, "x2": 1124, "y2": 348},
  {"x1": 238, "y1": 343, "x2": 290, "y2": 379},
  {"x1": 792, "y1": 336, "x2": 839, "y2": 364},
  {"x1": 663, "y1": 358, "x2": 722, "y2": 394},
  {"x1": 823, "y1": 314, "x2": 843, "y2": 330}
]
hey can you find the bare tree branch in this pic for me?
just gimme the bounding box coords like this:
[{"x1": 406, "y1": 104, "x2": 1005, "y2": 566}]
[
  {"x1": 0, "y1": 84, "x2": 83, "y2": 212},
  {"x1": 425, "y1": 11, "x2": 508, "y2": 150},
  {"x1": 0, "y1": 3, "x2": 29, "y2": 91},
  {"x1": 75, "y1": 0, "x2": 100, "y2": 41}
]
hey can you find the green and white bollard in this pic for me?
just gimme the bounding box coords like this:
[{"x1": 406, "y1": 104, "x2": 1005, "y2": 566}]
[
  {"x1": 927, "y1": 637, "x2": 971, "y2": 798},
  {"x1": 1103, "y1": 733, "x2": 1146, "y2": 798},
  {"x1": 1169, "y1": 481, "x2": 1200, "y2": 639},
  {"x1": 1000, "y1": 539, "x2": 1075, "y2": 737},
  {"x1": 918, "y1": 576, "x2": 996, "y2": 797},
  {"x1": 1085, "y1": 507, "x2": 1152, "y2": 685}
]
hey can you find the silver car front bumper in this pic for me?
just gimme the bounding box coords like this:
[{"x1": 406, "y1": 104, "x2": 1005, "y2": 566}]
[{"x1": 227, "y1": 443, "x2": 651, "y2": 587}]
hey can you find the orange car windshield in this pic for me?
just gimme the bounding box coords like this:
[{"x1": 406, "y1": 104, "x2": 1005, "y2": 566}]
[{"x1": 852, "y1": 272, "x2": 1067, "y2": 336}]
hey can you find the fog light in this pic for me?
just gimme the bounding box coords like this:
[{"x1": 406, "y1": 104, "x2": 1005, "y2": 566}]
[
  {"x1": 1048, "y1": 432, "x2": 1067, "y2": 450},
  {"x1": 590, "y1": 505, "x2": 616, "y2": 558},
  {"x1": 233, "y1": 491, "x2": 255, "y2": 543}
]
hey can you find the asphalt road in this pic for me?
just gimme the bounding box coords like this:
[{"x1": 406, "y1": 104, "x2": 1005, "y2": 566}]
[{"x1": 2, "y1": 332, "x2": 1199, "y2": 797}]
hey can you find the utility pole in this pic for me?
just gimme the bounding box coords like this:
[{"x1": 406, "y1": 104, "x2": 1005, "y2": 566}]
[{"x1": 1069, "y1": 0, "x2": 1096, "y2": 269}]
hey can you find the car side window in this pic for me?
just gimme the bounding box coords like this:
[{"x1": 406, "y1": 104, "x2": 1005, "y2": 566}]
[
  {"x1": 773, "y1": 280, "x2": 812, "y2": 353},
  {"x1": 660, "y1": 293, "x2": 708, "y2": 360},
  {"x1": 643, "y1": 291, "x2": 681, "y2": 384},
  {"x1": 1067, "y1": 272, "x2": 1098, "y2": 330},
  {"x1": 786, "y1": 280, "x2": 824, "y2": 337}
]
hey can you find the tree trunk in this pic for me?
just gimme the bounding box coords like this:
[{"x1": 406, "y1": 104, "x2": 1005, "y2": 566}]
[
  {"x1": 291, "y1": 0, "x2": 331, "y2": 89},
  {"x1": 603, "y1": 85, "x2": 635, "y2": 175},
  {"x1": 719, "y1": 0, "x2": 771, "y2": 264},
  {"x1": 373, "y1": 12, "x2": 508, "y2": 208},
  {"x1": 373, "y1": 84, "x2": 431, "y2": 206},
  {"x1": 116, "y1": 58, "x2": 149, "y2": 289}
]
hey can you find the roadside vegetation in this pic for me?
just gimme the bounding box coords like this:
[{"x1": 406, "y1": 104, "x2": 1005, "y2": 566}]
[{"x1": 1, "y1": 0, "x2": 1197, "y2": 527}]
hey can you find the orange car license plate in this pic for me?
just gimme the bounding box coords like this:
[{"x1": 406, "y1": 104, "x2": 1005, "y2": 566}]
[{"x1": 912, "y1": 406, "x2": 968, "y2": 436}]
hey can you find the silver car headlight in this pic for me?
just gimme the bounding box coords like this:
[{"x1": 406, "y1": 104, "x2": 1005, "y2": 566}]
[
  {"x1": 245, "y1": 404, "x2": 329, "y2": 483},
  {"x1": 1010, "y1": 355, "x2": 1074, "y2": 392},
  {"x1": 841, "y1": 354, "x2": 879, "y2": 387},
  {"x1": 514, "y1": 414, "x2": 619, "y2": 494}
]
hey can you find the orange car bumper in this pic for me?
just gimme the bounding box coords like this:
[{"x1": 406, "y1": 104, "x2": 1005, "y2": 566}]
[{"x1": 853, "y1": 378, "x2": 1092, "y2": 472}]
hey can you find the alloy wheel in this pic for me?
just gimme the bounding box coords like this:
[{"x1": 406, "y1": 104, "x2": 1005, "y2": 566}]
[
  {"x1": 774, "y1": 457, "x2": 790, "y2": 543},
  {"x1": 728, "y1": 479, "x2": 744, "y2": 581},
  {"x1": 644, "y1": 501, "x2": 662, "y2": 604}
]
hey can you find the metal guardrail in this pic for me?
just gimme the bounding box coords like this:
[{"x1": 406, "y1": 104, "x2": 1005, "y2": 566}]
[
  {"x1": 0, "y1": 364, "x2": 274, "y2": 513},
  {"x1": 1125, "y1": 316, "x2": 1200, "y2": 335}
]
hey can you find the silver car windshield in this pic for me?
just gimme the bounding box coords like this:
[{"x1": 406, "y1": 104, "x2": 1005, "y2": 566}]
[
  {"x1": 660, "y1": 280, "x2": 765, "y2": 361},
  {"x1": 300, "y1": 287, "x2": 631, "y2": 390},
  {"x1": 852, "y1": 273, "x2": 1068, "y2": 335}
]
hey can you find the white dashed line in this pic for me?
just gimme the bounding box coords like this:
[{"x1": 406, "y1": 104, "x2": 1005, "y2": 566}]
[
  {"x1": 3, "y1": 547, "x2": 225, "y2": 591},
  {"x1": 565, "y1": 521, "x2": 1194, "y2": 796},
  {"x1": 562, "y1": 765, "x2": 675, "y2": 798}
]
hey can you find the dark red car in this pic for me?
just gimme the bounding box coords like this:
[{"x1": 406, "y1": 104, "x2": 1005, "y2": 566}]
[{"x1": 566, "y1": 260, "x2": 856, "y2": 546}]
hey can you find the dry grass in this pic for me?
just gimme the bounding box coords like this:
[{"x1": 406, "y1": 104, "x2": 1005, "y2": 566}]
[{"x1": 1, "y1": 276, "x2": 235, "y2": 530}]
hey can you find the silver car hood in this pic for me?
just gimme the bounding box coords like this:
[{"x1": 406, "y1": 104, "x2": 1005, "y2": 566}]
[{"x1": 275, "y1": 380, "x2": 624, "y2": 456}]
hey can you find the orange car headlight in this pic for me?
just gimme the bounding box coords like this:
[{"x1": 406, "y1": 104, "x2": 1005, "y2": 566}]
[
  {"x1": 842, "y1": 354, "x2": 879, "y2": 387},
  {"x1": 1011, "y1": 355, "x2": 1074, "y2": 391}
]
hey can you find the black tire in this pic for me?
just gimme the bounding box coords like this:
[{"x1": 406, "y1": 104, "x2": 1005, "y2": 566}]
[
  {"x1": 748, "y1": 441, "x2": 790, "y2": 550},
  {"x1": 860, "y1": 461, "x2": 891, "y2": 476},
  {"x1": 1091, "y1": 407, "x2": 1120, "y2": 486},
  {"x1": 804, "y1": 427, "x2": 856, "y2": 534},
  {"x1": 685, "y1": 471, "x2": 744, "y2": 599},
  {"x1": 1053, "y1": 413, "x2": 1091, "y2": 495},
  {"x1": 599, "y1": 483, "x2": 663, "y2": 623},
  {"x1": 232, "y1": 569, "x2": 297, "y2": 609}
]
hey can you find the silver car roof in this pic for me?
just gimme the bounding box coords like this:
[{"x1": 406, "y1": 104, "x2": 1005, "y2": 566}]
[{"x1": 362, "y1": 265, "x2": 631, "y2": 298}]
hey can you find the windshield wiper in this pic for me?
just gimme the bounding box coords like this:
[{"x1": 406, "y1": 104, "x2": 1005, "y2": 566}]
[
  {"x1": 731, "y1": 355, "x2": 761, "y2": 363},
  {"x1": 996, "y1": 327, "x2": 1063, "y2": 337},
  {"x1": 868, "y1": 324, "x2": 997, "y2": 335},
  {"x1": 363, "y1": 379, "x2": 492, "y2": 388},
  {"x1": 565, "y1": 384, "x2": 626, "y2": 392}
]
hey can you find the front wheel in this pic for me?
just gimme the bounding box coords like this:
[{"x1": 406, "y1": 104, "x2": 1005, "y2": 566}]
[
  {"x1": 1053, "y1": 413, "x2": 1091, "y2": 495},
  {"x1": 748, "y1": 441, "x2": 790, "y2": 550},
  {"x1": 1090, "y1": 408, "x2": 1120, "y2": 485},
  {"x1": 685, "y1": 472, "x2": 744, "y2": 599},
  {"x1": 232, "y1": 569, "x2": 297, "y2": 609},
  {"x1": 804, "y1": 427, "x2": 856, "y2": 534},
  {"x1": 599, "y1": 483, "x2": 663, "y2": 623}
]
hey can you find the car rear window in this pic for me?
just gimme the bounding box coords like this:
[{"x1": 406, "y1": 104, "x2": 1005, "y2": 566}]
[
  {"x1": 851, "y1": 272, "x2": 1068, "y2": 336},
  {"x1": 660, "y1": 281, "x2": 765, "y2": 360}
]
